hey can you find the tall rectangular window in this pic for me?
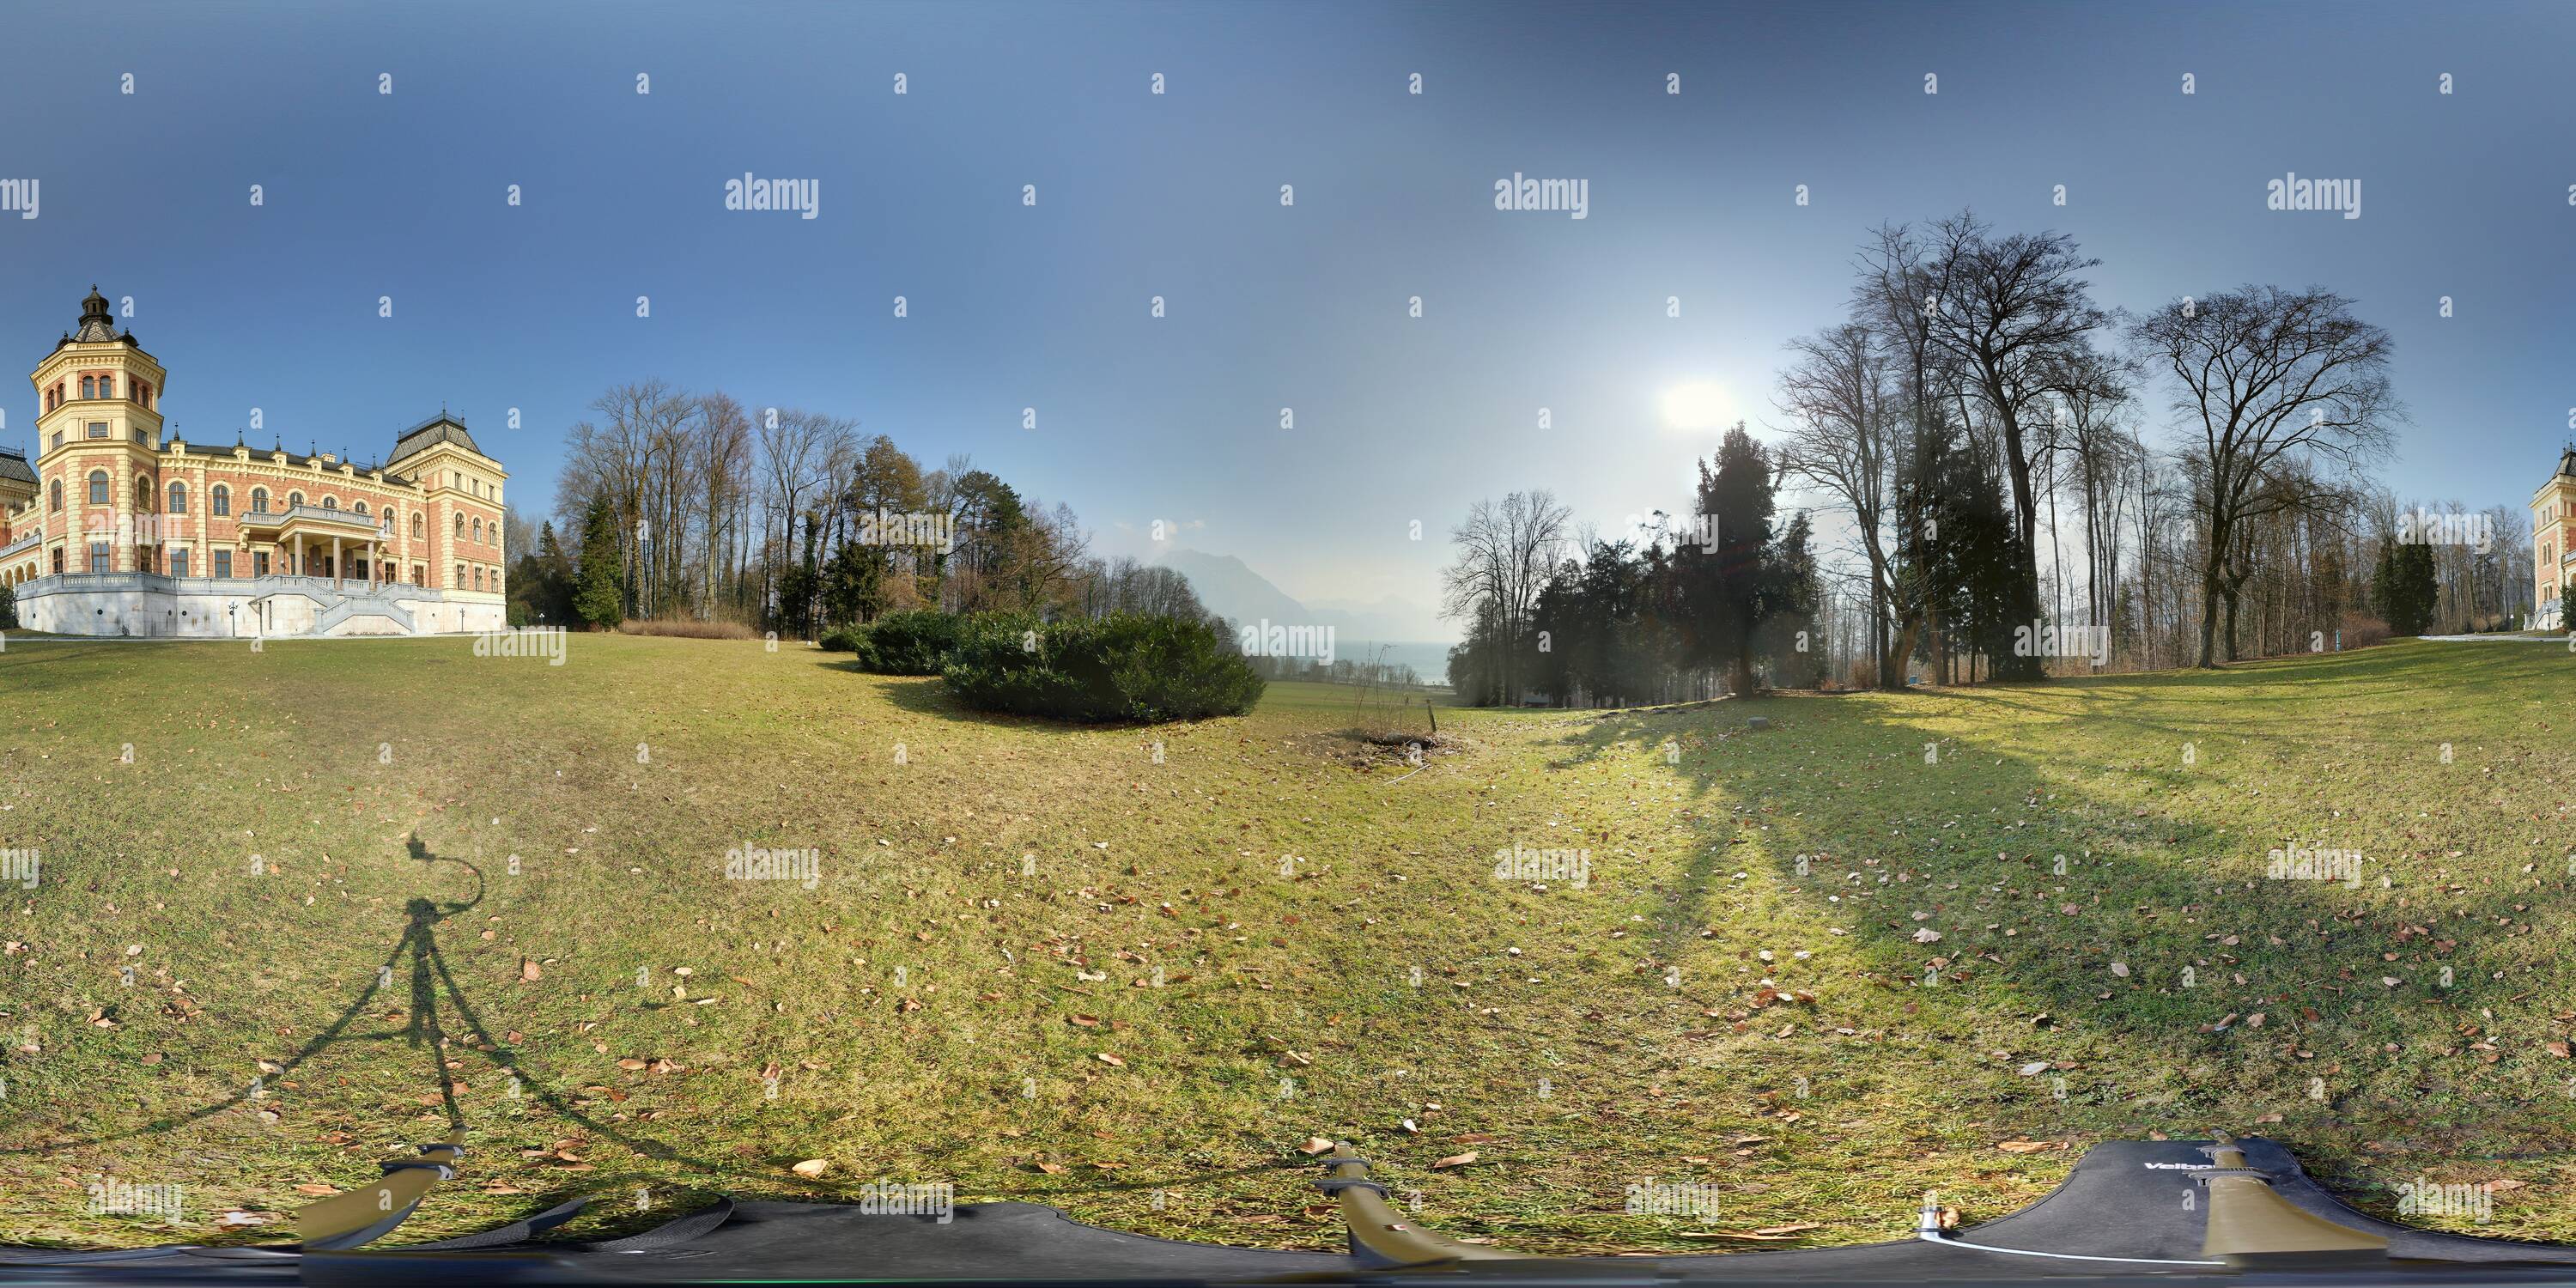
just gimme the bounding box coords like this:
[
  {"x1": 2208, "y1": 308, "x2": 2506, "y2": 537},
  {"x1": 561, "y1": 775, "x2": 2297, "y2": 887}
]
[
  {"x1": 214, "y1": 549, "x2": 231, "y2": 578},
  {"x1": 170, "y1": 548, "x2": 188, "y2": 578},
  {"x1": 88, "y1": 543, "x2": 109, "y2": 574}
]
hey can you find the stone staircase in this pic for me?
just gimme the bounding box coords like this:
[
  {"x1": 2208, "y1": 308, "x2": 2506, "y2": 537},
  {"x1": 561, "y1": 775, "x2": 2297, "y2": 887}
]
[{"x1": 313, "y1": 589, "x2": 418, "y2": 635}]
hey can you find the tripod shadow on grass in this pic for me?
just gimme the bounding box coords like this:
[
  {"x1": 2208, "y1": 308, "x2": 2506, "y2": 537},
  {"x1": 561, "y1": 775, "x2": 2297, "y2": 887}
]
[{"x1": 4, "y1": 835, "x2": 717, "y2": 1176}]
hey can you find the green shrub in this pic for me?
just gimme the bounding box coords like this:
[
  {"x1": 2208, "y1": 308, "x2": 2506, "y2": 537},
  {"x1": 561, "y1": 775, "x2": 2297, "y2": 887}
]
[
  {"x1": 817, "y1": 624, "x2": 864, "y2": 653},
  {"x1": 941, "y1": 611, "x2": 1263, "y2": 723},
  {"x1": 850, "y1": 610, "x2": 960, "y2": 675}
]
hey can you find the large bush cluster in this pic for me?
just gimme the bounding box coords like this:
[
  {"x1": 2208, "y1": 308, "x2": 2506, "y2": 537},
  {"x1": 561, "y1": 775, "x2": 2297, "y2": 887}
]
[
  {"x1": 845, "y1": 611, "x2": 962, "y2": 675},
  {"x1": 940, "y1": 611, "x2": 1263, "y2": 723}
]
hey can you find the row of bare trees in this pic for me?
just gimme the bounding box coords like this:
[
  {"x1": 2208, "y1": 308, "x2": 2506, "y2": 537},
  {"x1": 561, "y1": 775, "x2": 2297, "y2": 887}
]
[
  {"x1": 1769, "y1": 210, "x2": 2522, "y2": 679},
  {"x1": 538, "y1": 380, "x2": 1151, "y2": 635}
]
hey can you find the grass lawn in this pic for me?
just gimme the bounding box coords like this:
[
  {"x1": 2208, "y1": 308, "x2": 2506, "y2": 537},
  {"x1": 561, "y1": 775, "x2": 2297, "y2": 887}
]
[{"x1": 2, "y1": 635, "x2": 2573, "y2": 1253}]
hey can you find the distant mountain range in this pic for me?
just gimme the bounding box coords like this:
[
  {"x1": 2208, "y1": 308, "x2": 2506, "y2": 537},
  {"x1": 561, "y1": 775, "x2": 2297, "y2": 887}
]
[{"x1": 1152, "y1": 549, "x2": 1454, "y2": 682}]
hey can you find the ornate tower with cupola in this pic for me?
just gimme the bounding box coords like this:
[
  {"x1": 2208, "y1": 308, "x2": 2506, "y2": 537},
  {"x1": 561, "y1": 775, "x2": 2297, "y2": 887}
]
[{"x1": 29, "y1": 286, "x2": 168, "y2": 576}]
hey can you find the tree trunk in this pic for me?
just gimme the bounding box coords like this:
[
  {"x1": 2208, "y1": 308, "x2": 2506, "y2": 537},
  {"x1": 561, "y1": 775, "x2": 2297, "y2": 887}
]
[
  {"x1": 2221, "y1": 588, "x2": 2239, "y2": 662},
  {"x1": 1884, "y1": 610, "x2": 1922, "y2": 690},
  {"x1": 2196, "y1": 554, "x2": 2224, "y2": 669}
]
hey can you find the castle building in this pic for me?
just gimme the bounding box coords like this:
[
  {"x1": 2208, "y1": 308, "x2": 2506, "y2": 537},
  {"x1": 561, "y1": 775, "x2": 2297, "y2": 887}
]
[
  {"x1": 2536, "y1": 450, "x2": 2576, "y2": 633},
  {"x1": 0, "y1": 288, "x2": 508, "y2": 635}
]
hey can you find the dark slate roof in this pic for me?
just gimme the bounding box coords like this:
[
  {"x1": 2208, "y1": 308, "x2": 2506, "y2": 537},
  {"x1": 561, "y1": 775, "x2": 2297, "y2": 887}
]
[
  {"x1": 52, "y1": 285, "x2": 143, "y2": 352},
  {"x1": 386, "y1": 414, "x2": 485, "y2": 465},
  {"x1": 74, "y1": 286, "x2": 118, "y2": 343},
  {"x1": 0, "y1": 447, "x2": 34, "y2": 486}
]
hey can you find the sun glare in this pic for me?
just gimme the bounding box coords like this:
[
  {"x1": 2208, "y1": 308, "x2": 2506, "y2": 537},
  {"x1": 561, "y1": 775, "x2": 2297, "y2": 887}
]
[{"x1": 1661, "y1": 380, "x2": 1735, "y2": 431}]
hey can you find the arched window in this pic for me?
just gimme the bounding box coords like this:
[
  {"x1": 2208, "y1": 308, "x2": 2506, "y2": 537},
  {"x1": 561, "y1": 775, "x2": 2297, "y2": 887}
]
[
  {"x1": 471, "y1": 517, "x2": 483, "y2": 542},
  {"x1": 453, "y1": 513, "x2": 465, "y2": 538},
  {"x1": 320, "y1": 495, "x2": 337, "y2": 510},
  {"x1": 212, "y1": 485, "x2": 230, "y2": 517},
  {"x1": 289, "y1": 491, "x2": 304, "y2": 509},
  {"x1": 251, "y1": 488, "x2": 270, "y2": 514},
  {"x1": 88, "y1": 470, "x2": 108, "y2": 505},
  {"x1": 49, "y1": 479, "x2": 62, "y2": 512},
  {"x1": 79, "y1": 375, "x2": 94, "y2": 398},
  {"x1": 135, "y1": 477, "x2": 153, "y2": 512},
  {"x1": 354, "y1": 501, "x2": 368, "y2": 515},
  {"x1": 168, "y1": 482, "x2": 187, "y2": 514},
  {"x1": 412, "y1": 514, "x2": 424, "y2": 538}
]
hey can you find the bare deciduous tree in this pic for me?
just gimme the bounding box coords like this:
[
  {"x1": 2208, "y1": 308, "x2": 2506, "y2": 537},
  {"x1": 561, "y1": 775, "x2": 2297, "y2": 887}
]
[
  {"x1": 1920, "y1": 212, "x2": 2109, "y2": 671},
  {"x1": 1774, "y1": 321, "x2": 1912, "y2": 688},
  {"x1": 1441, "y1": 489, "x2": 1571, "y2": 705},
  {"x1": 2131, "y1": 286, "x2": 2401, "y2": 665}
]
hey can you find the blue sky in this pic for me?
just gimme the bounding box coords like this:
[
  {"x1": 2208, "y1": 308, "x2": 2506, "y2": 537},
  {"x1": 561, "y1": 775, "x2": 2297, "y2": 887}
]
[{"x1": 3, "y1": 0, "x2": 2570, "y2": 635}]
